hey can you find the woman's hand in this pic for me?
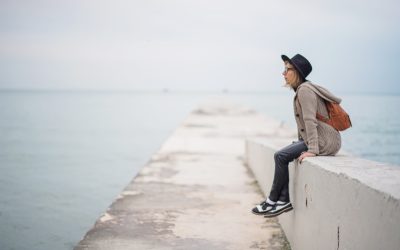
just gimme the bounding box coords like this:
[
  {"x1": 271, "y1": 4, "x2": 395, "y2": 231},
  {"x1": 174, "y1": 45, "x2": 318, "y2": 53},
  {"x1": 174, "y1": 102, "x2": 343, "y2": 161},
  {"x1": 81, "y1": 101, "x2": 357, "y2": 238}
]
[{"x1": 298, "y1": 152, "x2": 316, "y2": 163}]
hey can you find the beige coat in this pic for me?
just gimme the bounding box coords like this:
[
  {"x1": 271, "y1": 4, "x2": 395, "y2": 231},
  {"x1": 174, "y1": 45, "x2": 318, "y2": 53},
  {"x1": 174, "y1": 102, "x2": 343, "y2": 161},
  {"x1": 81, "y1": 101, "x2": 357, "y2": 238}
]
[{"x1": 293, "y1": 81, "x2": 341, "y2": 155}]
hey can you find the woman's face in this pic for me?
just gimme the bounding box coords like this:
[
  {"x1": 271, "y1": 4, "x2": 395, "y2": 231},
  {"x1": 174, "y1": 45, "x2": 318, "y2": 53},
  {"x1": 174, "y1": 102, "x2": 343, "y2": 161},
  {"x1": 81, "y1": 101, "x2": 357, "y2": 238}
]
[{"x1": 282, "y1": 62, "x2": 296, "y2": 86}]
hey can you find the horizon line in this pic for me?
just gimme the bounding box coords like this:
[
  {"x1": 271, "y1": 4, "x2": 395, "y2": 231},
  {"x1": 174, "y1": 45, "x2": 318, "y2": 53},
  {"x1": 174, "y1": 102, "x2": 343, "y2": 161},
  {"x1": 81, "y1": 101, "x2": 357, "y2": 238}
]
[{"x1": 0, "y1": 87, "x2": 398, "y2": 96}]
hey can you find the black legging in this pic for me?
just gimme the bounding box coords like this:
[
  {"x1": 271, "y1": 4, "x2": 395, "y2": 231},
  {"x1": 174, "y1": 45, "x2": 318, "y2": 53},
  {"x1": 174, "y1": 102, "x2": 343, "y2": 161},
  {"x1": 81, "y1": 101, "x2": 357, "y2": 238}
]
[{"x1": 268, "y1": 140, "x2": 308, "y2": 202}]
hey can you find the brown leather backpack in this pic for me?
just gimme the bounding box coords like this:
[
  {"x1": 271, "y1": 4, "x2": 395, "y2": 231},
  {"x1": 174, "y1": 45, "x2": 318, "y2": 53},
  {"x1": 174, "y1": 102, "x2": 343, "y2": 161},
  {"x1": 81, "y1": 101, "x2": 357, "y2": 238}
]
[{"x1": 317, "y1": 101, "x2": 352, "y2": 131}]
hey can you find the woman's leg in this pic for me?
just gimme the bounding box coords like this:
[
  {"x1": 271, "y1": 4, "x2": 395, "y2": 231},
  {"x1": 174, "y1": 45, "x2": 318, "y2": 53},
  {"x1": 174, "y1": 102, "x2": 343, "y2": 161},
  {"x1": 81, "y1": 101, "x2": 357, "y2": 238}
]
[{"x1": 268, "y1": 140, "x2": 307, "y2": 202}]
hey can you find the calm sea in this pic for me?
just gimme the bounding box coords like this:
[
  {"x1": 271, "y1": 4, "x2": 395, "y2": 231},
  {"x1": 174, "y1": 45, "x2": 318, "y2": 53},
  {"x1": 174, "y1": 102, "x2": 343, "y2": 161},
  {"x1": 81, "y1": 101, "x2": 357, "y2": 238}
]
[{"x1": 0, "y1": 90, "x2": 399, "y2": 250}]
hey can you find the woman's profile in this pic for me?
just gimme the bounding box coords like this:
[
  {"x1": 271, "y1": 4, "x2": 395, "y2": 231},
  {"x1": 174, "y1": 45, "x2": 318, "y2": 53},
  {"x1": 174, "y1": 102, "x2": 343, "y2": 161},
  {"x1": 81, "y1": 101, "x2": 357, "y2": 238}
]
[{"x1": 252, "y1": 54, "x2": 342, "y2": 217}]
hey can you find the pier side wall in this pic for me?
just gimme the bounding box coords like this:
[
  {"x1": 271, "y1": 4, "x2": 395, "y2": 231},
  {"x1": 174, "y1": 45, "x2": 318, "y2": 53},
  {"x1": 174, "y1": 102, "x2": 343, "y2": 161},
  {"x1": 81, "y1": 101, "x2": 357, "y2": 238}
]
[{"x1": 246, "y1": 138, "x2": 400, "y2": 250}]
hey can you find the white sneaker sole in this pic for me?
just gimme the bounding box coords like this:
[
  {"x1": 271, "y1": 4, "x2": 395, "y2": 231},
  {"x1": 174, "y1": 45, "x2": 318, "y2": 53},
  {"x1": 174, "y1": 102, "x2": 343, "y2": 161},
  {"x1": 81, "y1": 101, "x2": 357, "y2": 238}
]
[
  {"x1": 252, "y1": 210, "x2": 272, "y2": 216},
  {"x1": 264, "y1": 205, "x2": 293, "y2": 218}
]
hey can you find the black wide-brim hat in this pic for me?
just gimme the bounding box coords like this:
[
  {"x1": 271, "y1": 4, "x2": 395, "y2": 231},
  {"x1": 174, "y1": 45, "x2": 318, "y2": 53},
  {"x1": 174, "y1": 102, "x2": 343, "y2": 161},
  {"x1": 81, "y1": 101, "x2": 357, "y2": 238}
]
[{"x1": 281, "y1": 54, "x2": 312, "y2": 79}]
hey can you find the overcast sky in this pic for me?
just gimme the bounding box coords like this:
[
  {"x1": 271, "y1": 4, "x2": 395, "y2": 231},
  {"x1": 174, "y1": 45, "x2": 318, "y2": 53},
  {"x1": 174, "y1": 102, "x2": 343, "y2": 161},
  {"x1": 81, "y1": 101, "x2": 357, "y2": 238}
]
[{"x1": 0, "y1": 0, "x2": 399, "y2": 93}]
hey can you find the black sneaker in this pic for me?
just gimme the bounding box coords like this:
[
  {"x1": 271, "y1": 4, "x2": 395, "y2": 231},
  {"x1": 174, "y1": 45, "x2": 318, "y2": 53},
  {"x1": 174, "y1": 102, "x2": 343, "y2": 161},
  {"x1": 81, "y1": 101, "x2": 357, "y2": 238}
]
[
  {"x1": 264, "y1": 201, "x2": 293, "y2": 218},
  {"x1": 252, "y1": 201, "x2": 275, "y2": 215}
]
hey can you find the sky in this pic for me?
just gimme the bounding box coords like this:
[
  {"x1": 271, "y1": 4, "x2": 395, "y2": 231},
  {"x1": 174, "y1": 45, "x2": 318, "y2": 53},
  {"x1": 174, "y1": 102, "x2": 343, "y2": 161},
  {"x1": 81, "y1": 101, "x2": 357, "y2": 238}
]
[{"x1": 0, "y1": 0, "x2": 399, "y2": 93}]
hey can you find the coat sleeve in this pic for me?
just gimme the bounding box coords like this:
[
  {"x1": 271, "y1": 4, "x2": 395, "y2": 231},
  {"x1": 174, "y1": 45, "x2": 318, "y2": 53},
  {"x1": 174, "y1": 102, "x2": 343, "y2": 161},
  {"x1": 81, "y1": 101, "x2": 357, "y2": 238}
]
[{"x1": 298, "y1": 86, "x2": 319, "y2": 155}]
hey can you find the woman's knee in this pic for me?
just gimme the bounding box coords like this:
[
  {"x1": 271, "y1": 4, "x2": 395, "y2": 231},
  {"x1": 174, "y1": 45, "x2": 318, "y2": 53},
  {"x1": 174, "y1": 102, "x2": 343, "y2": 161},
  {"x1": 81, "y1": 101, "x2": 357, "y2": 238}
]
[
  {"x1": 274, "y1": 150, "x2": 294, "y2": 165},
  {"x1": 274, "y1": 151, "x2": 285, "y2": 163}
]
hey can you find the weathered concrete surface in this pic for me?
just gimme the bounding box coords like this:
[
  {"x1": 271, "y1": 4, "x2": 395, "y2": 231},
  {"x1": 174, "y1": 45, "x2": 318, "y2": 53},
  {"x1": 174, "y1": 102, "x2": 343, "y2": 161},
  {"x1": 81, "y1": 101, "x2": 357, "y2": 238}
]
[
  {"x1": 74, "y1": 99, "x2": 296, "y2": 250},
  {"x1": 247, "y1": 138, "x2": 400, "y2": 250}
]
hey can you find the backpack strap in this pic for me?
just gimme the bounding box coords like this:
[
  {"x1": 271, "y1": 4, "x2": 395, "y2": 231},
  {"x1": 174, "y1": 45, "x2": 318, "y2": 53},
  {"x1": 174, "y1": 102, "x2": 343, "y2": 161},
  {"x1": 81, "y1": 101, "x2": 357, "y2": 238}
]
[{"x1": 296, "y1": 83, "x2": 330, "y2": 121}]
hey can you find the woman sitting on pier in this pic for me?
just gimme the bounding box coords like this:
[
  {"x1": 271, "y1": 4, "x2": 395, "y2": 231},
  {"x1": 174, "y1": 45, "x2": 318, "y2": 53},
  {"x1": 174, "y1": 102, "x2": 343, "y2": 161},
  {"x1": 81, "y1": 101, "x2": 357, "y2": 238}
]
[{"x1": 252, "y1": 54, "x2": 342, "y2": 217}]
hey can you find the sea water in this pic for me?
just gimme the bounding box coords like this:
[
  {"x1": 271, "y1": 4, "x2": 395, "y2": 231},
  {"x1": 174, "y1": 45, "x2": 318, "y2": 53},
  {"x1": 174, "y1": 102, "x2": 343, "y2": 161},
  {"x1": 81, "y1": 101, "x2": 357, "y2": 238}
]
[{"x1": 0, "y1": 90, "x2": 399, "y2": 250}]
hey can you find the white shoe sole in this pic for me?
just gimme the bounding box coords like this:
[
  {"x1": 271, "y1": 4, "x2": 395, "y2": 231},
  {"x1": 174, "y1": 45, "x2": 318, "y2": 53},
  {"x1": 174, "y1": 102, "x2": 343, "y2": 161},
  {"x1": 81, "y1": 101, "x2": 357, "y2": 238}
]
[
  {"x1": 264, "y1": 205, "x2": 293, "y2": 218},
  {"x1": 252, "y1": 210, "x2": 271, "y2": 216}
]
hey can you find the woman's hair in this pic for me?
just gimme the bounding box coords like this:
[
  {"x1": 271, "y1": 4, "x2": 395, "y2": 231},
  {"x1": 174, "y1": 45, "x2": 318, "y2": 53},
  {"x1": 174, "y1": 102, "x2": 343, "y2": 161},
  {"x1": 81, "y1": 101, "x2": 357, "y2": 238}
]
[{"x1": 285, "y1": 62, "x2": 305, "y2": 90}]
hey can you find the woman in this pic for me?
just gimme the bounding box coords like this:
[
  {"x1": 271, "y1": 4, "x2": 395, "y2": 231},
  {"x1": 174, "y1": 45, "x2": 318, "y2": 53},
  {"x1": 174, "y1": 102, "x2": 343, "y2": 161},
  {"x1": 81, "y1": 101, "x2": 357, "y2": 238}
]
[{"x1": 252, "y1": 54, "x2": 342, "y2": 218}]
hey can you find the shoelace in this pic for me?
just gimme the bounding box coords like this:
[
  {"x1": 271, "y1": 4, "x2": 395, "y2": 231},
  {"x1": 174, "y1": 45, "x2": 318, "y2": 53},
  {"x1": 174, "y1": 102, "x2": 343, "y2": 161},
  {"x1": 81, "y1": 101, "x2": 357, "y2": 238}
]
[{"x1": 261, "y1": 201, "x2": 273, "y2": 210}]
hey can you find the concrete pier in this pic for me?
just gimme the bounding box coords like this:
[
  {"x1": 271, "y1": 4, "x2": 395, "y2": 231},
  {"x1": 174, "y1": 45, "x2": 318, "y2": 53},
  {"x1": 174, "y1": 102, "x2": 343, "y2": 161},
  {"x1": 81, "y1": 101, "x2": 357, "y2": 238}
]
[
  {"x1": 74, "y1": 99, "x2": 296, "y2": 250},
  {"x1": 246, "y1": 138, "x2": 400, "y2": 250}
]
